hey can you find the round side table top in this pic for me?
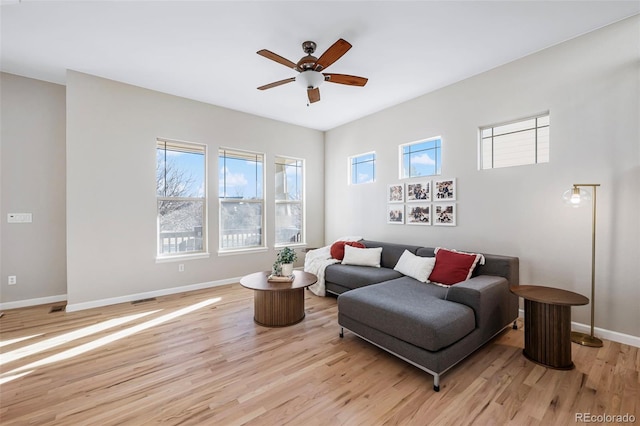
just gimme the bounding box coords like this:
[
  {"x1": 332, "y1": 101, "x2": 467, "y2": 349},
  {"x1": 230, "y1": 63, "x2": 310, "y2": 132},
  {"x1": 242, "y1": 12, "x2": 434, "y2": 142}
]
[
  {"x1": 510, "y1": 285, "x2": 589, "y2": 306},
  {"x1": 240, "y1": 270, "x2": 317, "y2": 291}
]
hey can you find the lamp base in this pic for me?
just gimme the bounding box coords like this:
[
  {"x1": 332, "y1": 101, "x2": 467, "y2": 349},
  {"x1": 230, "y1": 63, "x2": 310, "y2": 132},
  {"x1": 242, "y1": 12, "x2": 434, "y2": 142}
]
[{"x1": 571, "y1": 331, "x2": 603, "y2": 347}]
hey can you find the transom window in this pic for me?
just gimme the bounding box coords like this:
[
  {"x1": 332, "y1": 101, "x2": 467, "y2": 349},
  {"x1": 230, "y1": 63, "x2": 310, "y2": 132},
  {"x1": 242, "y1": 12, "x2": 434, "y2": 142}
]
[
  {"x1": 480, "y1": 113, "x2": 550, "y2": 169},
  {"x1": 275, "y1": 156, "x2": 304, "y2": 246},
  {"x1": 156, "y1": 139, "x2": 206, "y2": 257},
  {"x1": 400, "y1": 137, "x2": 442, "y2": 179},
  {"x1": 219, "y1": 148, "x2": 265, "y2": 251},
  {"x1": 349, "y1": 152, "x2": 376, "y2": 185}
]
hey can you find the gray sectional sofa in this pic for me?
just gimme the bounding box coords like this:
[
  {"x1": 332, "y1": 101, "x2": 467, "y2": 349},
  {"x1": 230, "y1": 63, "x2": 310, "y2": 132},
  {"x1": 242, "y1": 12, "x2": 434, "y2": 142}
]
[{"x1": 329, "y1": 240, "x2": 519, "y2": 391}]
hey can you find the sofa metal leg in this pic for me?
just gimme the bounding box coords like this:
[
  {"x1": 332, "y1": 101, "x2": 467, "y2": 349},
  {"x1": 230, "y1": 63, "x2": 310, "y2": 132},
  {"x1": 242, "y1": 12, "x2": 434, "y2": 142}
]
[
  {"x1": 512, "y1": 320, "x2": 518, "y2": 330},
  {"x1": 339, "y1": 327, "x2": 344, "y2": 338},
  {"x1": 433, "y1": 375, "x2": 440, "y2": 392}
]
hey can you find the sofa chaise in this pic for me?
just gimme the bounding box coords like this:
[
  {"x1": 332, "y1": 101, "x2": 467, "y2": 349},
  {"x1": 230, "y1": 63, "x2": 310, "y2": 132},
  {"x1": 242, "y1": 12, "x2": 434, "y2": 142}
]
[{"x1": 328, "y1": 240, "x2": 519, "y2": 391}]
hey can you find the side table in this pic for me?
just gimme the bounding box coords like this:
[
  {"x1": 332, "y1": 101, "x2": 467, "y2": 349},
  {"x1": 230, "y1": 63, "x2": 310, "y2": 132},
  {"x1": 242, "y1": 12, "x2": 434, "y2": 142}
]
[
  {"x1": 240, "y1": 270, "x2": 317, "y2": 327},
  {"x1": 510, "y1": 285, "x2": 588, "y2": 370}
]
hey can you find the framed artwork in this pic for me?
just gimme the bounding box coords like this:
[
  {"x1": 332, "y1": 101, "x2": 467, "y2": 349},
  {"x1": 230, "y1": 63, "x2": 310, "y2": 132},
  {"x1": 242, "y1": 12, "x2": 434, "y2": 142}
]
[
  {"x1": 388, "y1": 184, "x2": 404, "y2": 203},
  {"x1": 406, "y1": 204, "x2": 431, "y2": 225},
  {"x1": 406, "y1": 181, "x2": 431, "y2": 202},
  {"x1": 434, "y1": 178, "x2": 456, "y2": 201},
  {"x1": 433, "y1": 203, "x2": 456, "y2": 226},
  {"x1": 387, "y1": 204, "x2": 405, "y2": 224}
]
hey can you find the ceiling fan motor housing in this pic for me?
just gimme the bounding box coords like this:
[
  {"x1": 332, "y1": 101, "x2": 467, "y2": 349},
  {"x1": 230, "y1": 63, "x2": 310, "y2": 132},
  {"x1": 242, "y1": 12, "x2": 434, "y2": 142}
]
[
  {"x1": 297, "y1": 41, "x2": 319, "y2": 71},
  {"x1": 296, "y1": 55, "x2": 318, "y2": 71}
]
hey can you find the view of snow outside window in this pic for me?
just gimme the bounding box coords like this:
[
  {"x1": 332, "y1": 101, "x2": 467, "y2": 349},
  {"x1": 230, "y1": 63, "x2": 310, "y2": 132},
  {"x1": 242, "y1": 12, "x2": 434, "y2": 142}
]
[
  {"x1": 156, "y1": 141, "x2": 206, "y2": 256},
  {"x1": 401, "y1": 138, "x2": 441, "y2": 179},
  {"x1": 219, "y1": 149, "x2": 264, "y2": 250},
  {"x1": 275, "y1": 157, "x2": 303, "y2": 245}
]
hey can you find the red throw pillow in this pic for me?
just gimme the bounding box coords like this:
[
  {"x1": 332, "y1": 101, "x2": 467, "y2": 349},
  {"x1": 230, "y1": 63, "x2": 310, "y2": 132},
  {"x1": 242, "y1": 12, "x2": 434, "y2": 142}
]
[
  {"x1": 428, "y1": 248, "x2": 483, "y2": 286},
  {"x1": 330, "y1": 241, "x2": 365, "y2": 261}
]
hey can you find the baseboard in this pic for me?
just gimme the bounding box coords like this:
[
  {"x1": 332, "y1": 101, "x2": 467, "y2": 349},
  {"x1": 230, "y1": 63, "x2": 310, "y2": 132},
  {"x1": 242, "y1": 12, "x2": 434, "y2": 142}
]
[
  {"x1": 0, "y1": 294, "x2": 68, "y2": 311},
  {"x1": 518, "y1": 308, "x2": 640, "y2": 348},
  {"x1": 64, "y1": 277, "x2": 240, "y2": 312}
]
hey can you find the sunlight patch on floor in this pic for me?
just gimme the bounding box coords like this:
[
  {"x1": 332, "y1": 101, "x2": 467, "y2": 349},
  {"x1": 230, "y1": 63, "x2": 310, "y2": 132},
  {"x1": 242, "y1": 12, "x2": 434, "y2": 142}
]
[
  {"x1": 0, "y1": 370, "x2": 33, "y2": 385},
  {"x1": 0, "y1": 310, "x2": 160, "y2": 366},
  {"x1": 0, "y1": 334, "x2": 43, "y2": 348},
  {"x1": 0, "y1": 297, "x2": 221, "y2": 384}
]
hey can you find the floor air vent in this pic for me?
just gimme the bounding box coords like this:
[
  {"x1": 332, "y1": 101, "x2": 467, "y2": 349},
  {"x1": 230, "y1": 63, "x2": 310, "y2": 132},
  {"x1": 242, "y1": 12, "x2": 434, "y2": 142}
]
[
  {"x1": 131, "y1": 298, "x2": 156, "y2": 305},
  {"x1": 49, "y1": 305, "x2": 66, "y2": 313}
]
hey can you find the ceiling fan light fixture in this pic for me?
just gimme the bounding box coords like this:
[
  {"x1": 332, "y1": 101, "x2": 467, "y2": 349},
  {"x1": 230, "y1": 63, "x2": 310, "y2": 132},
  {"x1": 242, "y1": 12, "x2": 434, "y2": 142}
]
[{"x1": 296, "y1": 71, "x2": 324, "y2": 89}]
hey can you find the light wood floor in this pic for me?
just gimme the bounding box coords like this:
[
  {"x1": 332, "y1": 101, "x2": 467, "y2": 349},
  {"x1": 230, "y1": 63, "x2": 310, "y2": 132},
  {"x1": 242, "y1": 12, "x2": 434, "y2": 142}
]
[{"x1": 1, "y1": 283, "x2": 637, "y2": 425}]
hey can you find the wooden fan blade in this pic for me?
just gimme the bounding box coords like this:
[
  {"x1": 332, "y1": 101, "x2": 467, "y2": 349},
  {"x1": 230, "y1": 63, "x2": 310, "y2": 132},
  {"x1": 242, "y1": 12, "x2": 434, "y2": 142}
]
[
  {"x1": 313, "y1": 38, "x2": 352, "y2": 71},
  {"x1": 257, "y1": 77, "x2": 295, "y2": 90},
  {"x1": 257, "y1": 49, "x2": 297, "y2": 69},
  {"x1": 308, "y1": 87, "x2": 320, "y2": 103},
  {"x1": 324, "y1": 73, "x2": 368, "y2": 87}
]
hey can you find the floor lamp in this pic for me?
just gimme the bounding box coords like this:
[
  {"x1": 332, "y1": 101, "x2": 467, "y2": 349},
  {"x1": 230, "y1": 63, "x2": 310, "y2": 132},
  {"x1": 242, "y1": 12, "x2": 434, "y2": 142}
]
[{"x1": 562, "y1": 183, "x2": 603, "y2": 347}]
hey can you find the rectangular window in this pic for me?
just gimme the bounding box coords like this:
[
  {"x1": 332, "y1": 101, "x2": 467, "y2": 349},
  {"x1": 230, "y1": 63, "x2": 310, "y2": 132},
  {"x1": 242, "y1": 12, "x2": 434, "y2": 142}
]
[
  {"x1": 349, "y1": 152, "x2": 376, "y2": 184},
  {"x1": 157, "y1": 139, "x2": 206, "y2": 257},
  {"x1": 219, "y1": 148, "x2": 264, "y2": 251},
  {"x1": 275, "y1": 156, "x2": 304, "y2": 246},
  {"x1": 400, "y1": 137, "x2": 442, "y2": 179},
  {"x1": 480, "y1": 113, "x2": 549, "y2": 169}
]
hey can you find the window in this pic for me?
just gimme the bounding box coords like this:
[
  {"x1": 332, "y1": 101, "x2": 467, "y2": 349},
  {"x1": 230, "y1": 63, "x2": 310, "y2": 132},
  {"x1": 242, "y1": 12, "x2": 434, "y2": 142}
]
[
  {"x1": 219, "y1": 148, "x2": 264, "y2": 251},
  {"x1": 275, "y1": 156, "x2": 304, "y2": 246},
  {"x1": 156, "y1": 139, "x2": 206, "y2": 257},
  {"x1": 480, "y1": 113, "x2": 549, "y2": 169},
  {"x1": 349, "y1": 152, "x2": 376, "y2": 184},
  {"x1": 400, "y1": 137, "x2": 442, "y2": 179}
]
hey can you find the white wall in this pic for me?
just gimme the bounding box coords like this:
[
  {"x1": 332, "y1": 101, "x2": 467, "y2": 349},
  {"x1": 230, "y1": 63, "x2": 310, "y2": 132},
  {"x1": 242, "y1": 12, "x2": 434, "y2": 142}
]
[
  {"x1": 0, "y1": 73, "x2": 67, "y2": 305},
  {"x1": 66, "y1": 71, "x2": 324, "y2": 308},
  {"x1": 324, "y1": 16, "x2": 639, "y2": 337}
]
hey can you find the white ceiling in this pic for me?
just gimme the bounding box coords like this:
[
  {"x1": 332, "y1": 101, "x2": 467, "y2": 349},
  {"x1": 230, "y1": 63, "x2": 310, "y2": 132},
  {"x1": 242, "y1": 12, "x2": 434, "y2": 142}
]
[{"x1": 2, "y1": 1, "x2": 639, "y2": 131}]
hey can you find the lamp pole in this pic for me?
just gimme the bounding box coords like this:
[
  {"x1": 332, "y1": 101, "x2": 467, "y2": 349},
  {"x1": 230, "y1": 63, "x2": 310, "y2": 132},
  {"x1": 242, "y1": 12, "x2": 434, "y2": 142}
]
[{"x1": 570, "y1": 183, "x2": 603, "y2": 347}]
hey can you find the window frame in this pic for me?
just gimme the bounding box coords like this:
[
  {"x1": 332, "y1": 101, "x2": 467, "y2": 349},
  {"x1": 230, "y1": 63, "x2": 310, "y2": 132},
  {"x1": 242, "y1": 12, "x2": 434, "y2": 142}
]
[
  {"x1": 156, "y1": 138, "x2": 208, "y2": 260},
  {"x1": 348, "y1": 151, "x2": 376, "y2": 185},
  {"x1": 274, "y1": 155, "x2": 305, "y2": 248},
  {"x1": 479, "y1": 112, "x2": 550, "y2": 170},
  {"x1": 399, "y1": 136, "x2": 442, "y2": 180},
  {"x1": 218, "y1": 147, "x2": 266, "y2": 254}
]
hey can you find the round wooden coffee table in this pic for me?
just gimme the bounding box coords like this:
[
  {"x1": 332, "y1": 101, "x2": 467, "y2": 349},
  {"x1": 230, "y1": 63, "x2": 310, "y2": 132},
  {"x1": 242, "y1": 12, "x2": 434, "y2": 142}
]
[
  {"x1": 510, "y1": 285, "x2": 588, "y2": 370},
  {"x1": 240, "y1": 270, "x2": 318, "y2": 327}
]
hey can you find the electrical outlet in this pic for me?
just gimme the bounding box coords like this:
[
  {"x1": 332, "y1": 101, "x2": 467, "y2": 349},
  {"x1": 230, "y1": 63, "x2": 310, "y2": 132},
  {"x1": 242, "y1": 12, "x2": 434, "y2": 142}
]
[
  {"x1": 178, "y1": 264, "x2": 184, "y2": 272},
  {"x1": 8, "y1": 276, "x2": 17, "y2": 285}
]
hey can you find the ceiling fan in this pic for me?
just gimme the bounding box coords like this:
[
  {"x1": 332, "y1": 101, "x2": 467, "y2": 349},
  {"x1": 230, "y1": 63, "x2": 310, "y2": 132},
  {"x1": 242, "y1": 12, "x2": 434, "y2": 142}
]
[{"x1": 257, "y1": 38, "x2": 368, "y2": 104}]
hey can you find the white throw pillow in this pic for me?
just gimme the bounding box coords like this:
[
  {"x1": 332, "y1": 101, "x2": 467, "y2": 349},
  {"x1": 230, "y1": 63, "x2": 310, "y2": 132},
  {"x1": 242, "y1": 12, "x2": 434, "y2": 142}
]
[
  {"x1": 341, "y1": 245, "x2": 382, "y2": 268},
  {"x1": 393, "y1": 250, "x2": 436, "y2": 283}
]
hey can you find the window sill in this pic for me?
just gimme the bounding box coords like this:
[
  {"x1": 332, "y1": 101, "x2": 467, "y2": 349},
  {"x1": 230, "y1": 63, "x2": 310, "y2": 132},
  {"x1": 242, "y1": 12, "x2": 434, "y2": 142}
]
[
  {"x1": 274, "y1": 243, "x2": 307, "y2": 249},
  {"x1": 218, "y1": 247, "x2": 269, "y2": 256},
  {"x1": 156, "y1": 253, "x2": 210, "y2": 263}
]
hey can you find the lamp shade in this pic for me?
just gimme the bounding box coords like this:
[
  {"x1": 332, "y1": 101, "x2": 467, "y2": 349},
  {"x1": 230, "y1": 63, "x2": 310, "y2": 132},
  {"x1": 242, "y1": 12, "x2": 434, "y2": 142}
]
[
  {"x1": 296, "y1": 71, "x2": 325, "y2": 89},
  {"x1": 562, "y1": 187, "x2": 591, "y2": 208}
]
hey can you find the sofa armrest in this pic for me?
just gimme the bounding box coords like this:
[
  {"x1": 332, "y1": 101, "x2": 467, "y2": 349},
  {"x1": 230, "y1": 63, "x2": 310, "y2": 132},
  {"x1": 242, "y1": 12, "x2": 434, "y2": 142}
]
[{"x1": 445, "y1": 275, "x2": 514, "y2": 337}]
